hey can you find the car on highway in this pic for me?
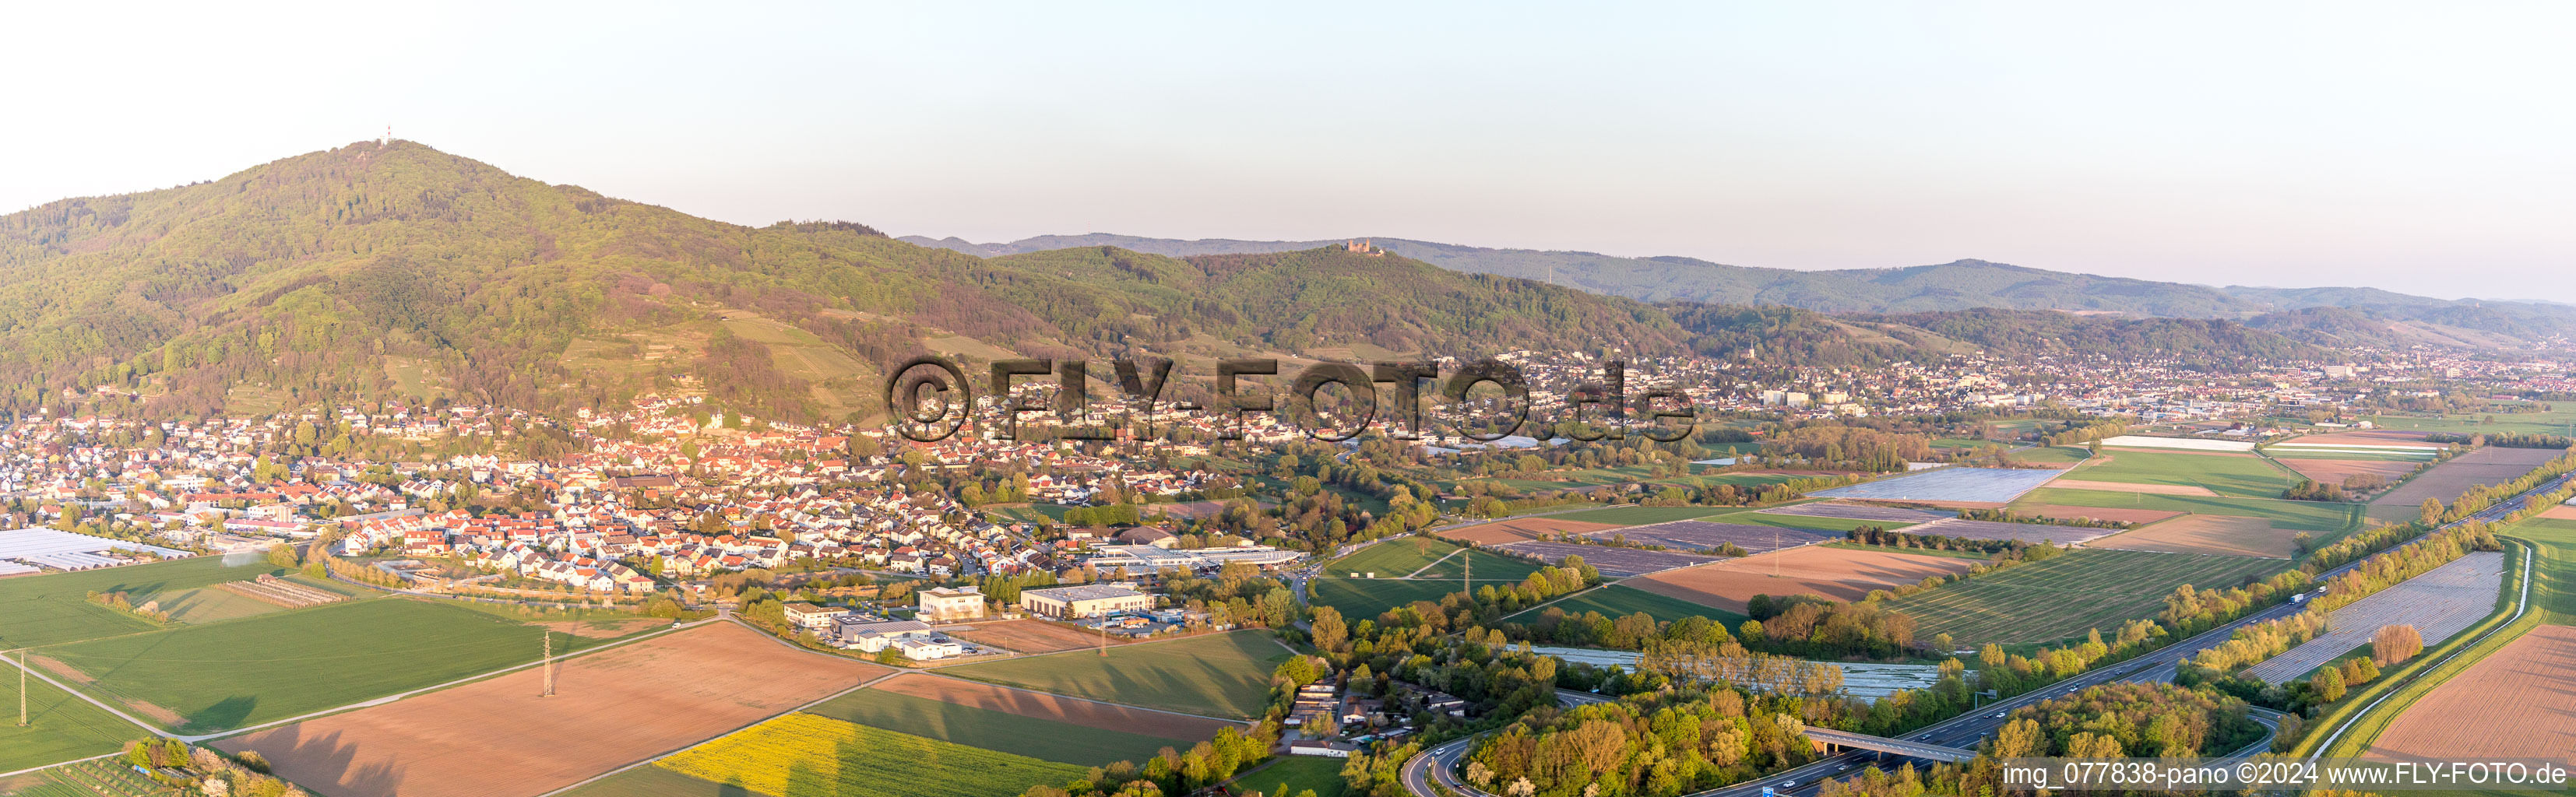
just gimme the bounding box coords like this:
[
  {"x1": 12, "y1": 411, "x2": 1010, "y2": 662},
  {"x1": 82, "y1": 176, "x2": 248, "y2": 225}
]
[
  {"x1": 1782, "y1": 781, "x2": 1797, "y2": 788},
  {"x1": 1991, "y1": 711, "x2": 2006, "y2": 718}
]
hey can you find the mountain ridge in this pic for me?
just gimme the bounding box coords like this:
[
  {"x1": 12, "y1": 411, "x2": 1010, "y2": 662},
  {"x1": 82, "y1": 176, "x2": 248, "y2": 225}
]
[{"x1": 903, "y1": 233, "x2": 2576, "y2": 342}]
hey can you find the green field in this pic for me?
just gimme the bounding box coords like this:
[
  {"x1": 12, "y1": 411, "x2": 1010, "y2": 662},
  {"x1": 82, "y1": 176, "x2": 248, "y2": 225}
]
[
  {"x1": 1522, "y1": 585, "x2": 1747, "y2": 626},
  {"x1": 804, "y1": 688, "x2": 1190, "y2": 766},
  {"x1": 1880, "y1": 548, "x2": 2289, "y2": 645},
  {"x1": 1237, "y1": 754, "x2": 1350, "y2": 797},
  {"x1": 2011, "y1": 488, "x2": 2368, "y2": 534},
  {"x1": 1327, "y1": 538, "x2": 1466, "y2": 578},
  {"x1": 2007, "y1": 446, "x2": 2094, "y2": 465},
  {"x1": 660, "y1": 712, "x2": 1086, "y2": 797},
  {"x1": 1410, "y1": 547, "x2": 1543, "y2": 581},
  {"x1": 555, "y1": 764, "x2": 741, "y2": 797},
  {"x1": 2514, "y1": 517, "x2": 2576, "y2": 623},
  {"x1": 2262, "y1": 448, "x2": 2436, "y2": 462},
  {"x1": 1311, "y1": 577, "x2": 1487, "y2": 620},
  {"x1": 2066, "y1": 449, "x2": 2297, "y2": 498},
  {"x1": 42, "y1": 598, "x2": 639, "y2": 732},
  {"x1": 943, "y1": 631, "x2": 1288, "y2": 720},
  {"x1": 147, "y1": 586, "x2": 288, "y2": 624},
  {"x1": 0, "y1": 671, "x2": 140, "y2": 773},
  {"x1": 0, "y1": 556, "x2": 290, "y2": 649}
]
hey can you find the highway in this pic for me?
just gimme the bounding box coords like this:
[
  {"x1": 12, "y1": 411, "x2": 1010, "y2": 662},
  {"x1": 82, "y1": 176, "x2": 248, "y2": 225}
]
[{"x1": 1398, "y1": 468, "x2": 2572, "y2": 797}]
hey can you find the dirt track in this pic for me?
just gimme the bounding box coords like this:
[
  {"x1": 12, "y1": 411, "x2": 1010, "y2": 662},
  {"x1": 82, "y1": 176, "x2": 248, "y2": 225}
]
[
  {"x1": 216, "y1": 623, "x2": 884, "y2": 797},
  {"x1": 1623, "y1": 546, "x2": 1975, "y2": 612},
  {"x1": 875, "y1": 673, "x2": 1236, "y2": 740},
  {"x1": 2369, "y1": 624, "x2": 2576, "y2": 765}
]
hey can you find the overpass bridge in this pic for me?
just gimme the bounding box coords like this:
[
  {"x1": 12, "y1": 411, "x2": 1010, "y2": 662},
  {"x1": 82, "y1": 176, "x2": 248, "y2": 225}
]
[{"x1": 1800, "y1": 728, "x2": 1977, "y2": 764}]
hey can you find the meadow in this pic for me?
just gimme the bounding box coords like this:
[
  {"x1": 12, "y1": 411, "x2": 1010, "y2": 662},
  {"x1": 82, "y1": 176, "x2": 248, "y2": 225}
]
[
  {"x1": 2067, "y1": 449, "x2": 2296, "y2": 498},
  {"x1": 1328, "y1": 538, "x2": 1468, "y2": 578},
  {"x1": 942, "y1": 631, "x2": 1288, "y2": 720},
  {"x1": 2006, "y1": 445, "x2": 2094, "y2": 466},
  {"x1": 0, "y1": 672, "x2": 138, "y2": 773},
  {"x1": 1237, "y1": 755, "x2": 1351, "y2": 797},
  {"x1": 42, "y1": 597, "x2": 633, "y2": 732},
  {"x1": 1311, "y1": 578, "x2": 1480, "y2": 622},
  {"x1": 1881, "y1": 548, "x2": 2288, "y2": 645},
  {"x1": 659, "y1": 713, "x2": 1086, "y2": 797},
  {"x1": 0, "y1": 556, "x2": 287, "y2": 649},
  {"x1": 1522, "y1": 585, "x2": 1748, "y2": 626},
  {"x1": 804, "y1": 687, "x2": 1193, "y2": 767}
]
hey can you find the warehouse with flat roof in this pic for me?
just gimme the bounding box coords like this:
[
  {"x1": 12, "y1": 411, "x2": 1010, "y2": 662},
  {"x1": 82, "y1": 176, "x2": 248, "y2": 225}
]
[{"x1": 1019, "y1": 584, "x2": 1156, "y2": 619}]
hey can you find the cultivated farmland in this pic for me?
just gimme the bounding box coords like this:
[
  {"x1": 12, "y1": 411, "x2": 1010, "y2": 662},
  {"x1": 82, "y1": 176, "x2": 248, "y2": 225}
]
[
  {"x1": 1579, "y1": 520, "x2": 1840, "y2": 554},
  {"x1": 2011, "y1": 504, "x2": 2184, "y2": 525},
  {"x1": 1441, "y1": 516, "x2": 1622, "y2": 545},
  {"x1": 2367, "y1": 623, "x2": 2576, "y2": 765},
  {"x1": 1550, "y1": 506, "x2": 1750, "y2": 526},
  {"x1": 1488, "y1": 541, "x2": 1719, "y2": 577},
  {"x1": 1758, "y1": 502, "x2": 1955, "y2": 524},
  {"x1": 0, "y1": 556, "x2": 283, "y2": 649},
  {"x1": 811, "y1": 676, "x2": 1226, "y2": 765},
  {"x1": 2279, "y1": 457, "x2": 2419, "y2": 486},
  {"x1": 1881, "y1": 549, "x2": 2288, "y2": 644},
  {"x1": 2371, "y1": 446, "x2": 2566, "y2": 511},
  {"x1": 943, "y1": 630, "x2": 1288, "y2": 719},
  {"x1": 2090, "y1": 514, "x2": 2300, "y2": 559},
  {"x1": 1896, "y1": 518, "x2": 2122, "y2": 545},
  {"x1": 944, "y1": 619, "x2": 1124, "y2": 654},
  {"x1": 2010, "y1": 489, "x2": 2367, "y2": 535},
  {"x1": 1622, "y1": 546, "x2": 1976, "y2": 613},
  {"x1": 45, "y1": 597, "x2": 640, "y2": 732},
  {"x1": 2066, "y1": 449, "x2": 2295, "y2": 498},
  {"x1": 217, "y1": 621, "x2": 881, "y2": 797},
  {"x1": 2241, "y1": 551, "x2": 2504, "y2": 684},
  {"x1": 1311, "y1": 577, "x2": 1479, "y2": 620},
  {"x1": 1529, "y1": 585, "x2": 1747, "y2": 625},
  {"x1": 0, "y1": 669, "x2": 136, "y2": 773},
  {"x1": 659, "y1": 712, "x2": 1088, "y2": 797}
]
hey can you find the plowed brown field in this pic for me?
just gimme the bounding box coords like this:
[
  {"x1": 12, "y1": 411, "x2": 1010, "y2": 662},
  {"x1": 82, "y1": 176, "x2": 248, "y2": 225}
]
[
  {"x1": 2368, "y1": 624, "x2": 2576, "y2": 765},
  {"x1": 947, "y1": 619, "x2": 1126, "y2": 653},
  {"x1": 2089, "y1": 515, "x2": 2297, "y2": 558},
  {"x1": 874, "y1": 673, "x2": 1237, "y2": 739},
  {"x1": 2283, "y1": 458, "x2": 2418, "y2": 486},
  {"x1": 216, "y1": 622, "x2": 884, "y2": 797},
  {"x1": 1623, "y1": 546, "x2": 1975, "y2": 612},
  {"x1": 1441, "y1": 518, "x2": 1622, "y2": 545}
]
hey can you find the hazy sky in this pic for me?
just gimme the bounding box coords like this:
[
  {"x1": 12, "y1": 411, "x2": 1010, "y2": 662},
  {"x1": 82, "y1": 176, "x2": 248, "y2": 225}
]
[{"x1": 7, "y1": 2, "x2": 2572, "y2": 300}]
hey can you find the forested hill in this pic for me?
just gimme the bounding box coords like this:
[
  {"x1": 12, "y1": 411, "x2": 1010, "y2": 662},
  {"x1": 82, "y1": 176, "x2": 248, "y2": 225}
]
[
  {"x1": 0, "y1": 142, "x2": 1684, "y2": 423},
  {"x1": 910, "y1": 233, "x2": 2576, "y2": 345},
  {"x1": 1663, "y1": 304, "x2": 2323, "y2": 370}
]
